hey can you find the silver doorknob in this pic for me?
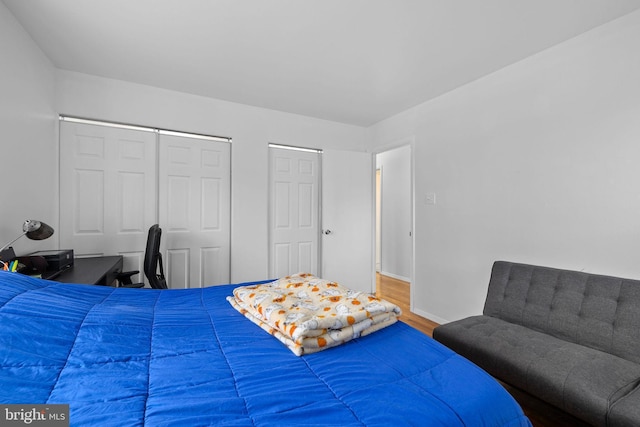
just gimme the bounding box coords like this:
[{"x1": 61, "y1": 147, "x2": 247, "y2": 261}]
[{"x1": 323, "y1": 229, "x2": 332, "y2": 235}]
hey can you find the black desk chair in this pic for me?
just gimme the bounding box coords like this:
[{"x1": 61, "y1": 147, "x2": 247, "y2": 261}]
[{"x1": 117, "y1": 224, "x2": 168, "y2": 289}]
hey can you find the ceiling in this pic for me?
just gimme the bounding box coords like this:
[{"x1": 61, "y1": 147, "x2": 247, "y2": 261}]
[{"x1": 4, "y1": 0, "x2": 640, "y2": 126}]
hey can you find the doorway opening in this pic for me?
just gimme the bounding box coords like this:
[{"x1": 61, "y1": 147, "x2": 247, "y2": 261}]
[{"x1": 375, "y1": 144, "x2": 413, "y2": 309}]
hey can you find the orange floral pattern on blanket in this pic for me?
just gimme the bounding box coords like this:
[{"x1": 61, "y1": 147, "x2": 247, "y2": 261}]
[{"x1": 227, "y1": 273, "x2": 401, "y2": 356}]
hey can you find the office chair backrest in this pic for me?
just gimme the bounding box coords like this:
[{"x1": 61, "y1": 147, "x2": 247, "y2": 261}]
[{"x1": 143, "y1": 224, "x2": 168, "y2": 289}]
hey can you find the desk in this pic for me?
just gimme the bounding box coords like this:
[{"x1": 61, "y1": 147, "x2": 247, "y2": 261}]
[{"x1": 44, "y1": 256, "x2": 123, "y2": 286}]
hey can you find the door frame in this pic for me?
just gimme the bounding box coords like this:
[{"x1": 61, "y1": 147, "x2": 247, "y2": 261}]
[{"x1": 372, "y1": 137, "x2": 415, "y2": 312}]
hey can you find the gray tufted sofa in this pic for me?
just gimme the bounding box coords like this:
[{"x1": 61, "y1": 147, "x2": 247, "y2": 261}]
[{"x1": 433, "y1": 261, "x2": 640, "y2": 427}]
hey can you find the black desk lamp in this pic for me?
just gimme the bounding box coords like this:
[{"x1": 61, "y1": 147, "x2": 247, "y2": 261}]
[{"x1": 0, "y1": 220, "x2": 55, "y2": 254}]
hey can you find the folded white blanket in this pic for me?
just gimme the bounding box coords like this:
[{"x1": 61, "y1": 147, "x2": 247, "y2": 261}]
[{"x1": 227, "y1": 273, "x2": 401, "y2": 356}]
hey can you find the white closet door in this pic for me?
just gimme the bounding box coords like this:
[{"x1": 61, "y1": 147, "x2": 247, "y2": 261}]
[
  {"x1": 59, "y1": 122, "x2": 157, "y2": 280},
  {"x1": 269, "y1": 147, "x2": 320, "y2": 278},
  {"x1": 158, "y1": 134, "x2": 231, "y2": 288}
]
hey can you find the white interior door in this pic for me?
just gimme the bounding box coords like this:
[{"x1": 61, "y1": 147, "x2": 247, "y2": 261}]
[
  {"x1": 59, "y1": 121, "x2": 157, "y2": 279},
  {"x1": 321, "y1": 150, "x2": 374, "y2": 293},
  {"x1": 159, "y1": 134, "x2": 231, "y2": 288},
  {"x1": 269, "y1": 147, "x2": 320, "y2": 278}
]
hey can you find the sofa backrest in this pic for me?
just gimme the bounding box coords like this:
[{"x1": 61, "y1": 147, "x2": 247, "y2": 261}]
[{"x1": 484, "y1": 261, "x2": 640, "y2": 364}]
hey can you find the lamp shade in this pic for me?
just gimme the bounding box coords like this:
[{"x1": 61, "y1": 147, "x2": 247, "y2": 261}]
[{"x1": 22, "y1": 220, "x2": 54, "y2": 240}]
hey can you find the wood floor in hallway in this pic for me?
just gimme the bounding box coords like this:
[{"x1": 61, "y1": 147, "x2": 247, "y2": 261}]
[{"x1": 375, "y1": 273, "x2": 438, "y2": 334}]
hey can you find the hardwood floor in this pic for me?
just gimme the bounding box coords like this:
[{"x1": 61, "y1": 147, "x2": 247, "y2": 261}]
[
  {"x1": 376, "y1": 273, "x2": 590, "y2": 427},
  {"x1": 375, "y1": 273, "x2": 439, "y2": 334}
]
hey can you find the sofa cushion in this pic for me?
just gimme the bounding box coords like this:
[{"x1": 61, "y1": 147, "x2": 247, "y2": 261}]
[
  {"x1": 483, "y1": 261, "x2": 640, "y2": 364},
  {"x1": 433, "y1": 315, "x2": 640, "y2": 426}
]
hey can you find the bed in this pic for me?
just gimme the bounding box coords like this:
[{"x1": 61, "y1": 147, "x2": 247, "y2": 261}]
[{"x1": 0, "y1": 270, "x2": 531, "y2": 426}]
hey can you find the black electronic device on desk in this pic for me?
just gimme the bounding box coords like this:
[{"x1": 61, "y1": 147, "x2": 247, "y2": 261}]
[{"x1": 29, "y1": 249, "x2": 74, "y2": 275}]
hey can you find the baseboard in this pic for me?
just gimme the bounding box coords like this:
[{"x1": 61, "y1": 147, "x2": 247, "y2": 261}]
[
  {"x1": 378, "y1": 270, "x2": 410, "y2": 283},
  {"x1": 412, "y1": 307, "x2": 449, "y2": 326}
]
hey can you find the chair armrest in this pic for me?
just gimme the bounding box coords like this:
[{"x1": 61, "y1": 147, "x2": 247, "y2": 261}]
[
  {"x1": 116, "y1": 270, "x2": 139, "y2": 285},
  {"x1": 119, "y1": 282, "x2": 145, "y2": 288}
]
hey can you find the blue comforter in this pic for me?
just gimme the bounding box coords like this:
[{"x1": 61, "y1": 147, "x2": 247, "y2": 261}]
[{"x1": 0, "y1": 271, "x2": 531, "y2": 426}]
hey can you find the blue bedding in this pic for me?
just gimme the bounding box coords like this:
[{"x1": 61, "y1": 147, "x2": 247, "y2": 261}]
[{"x1": 0, "y1": 271, "x2": 531, "y2": 426}]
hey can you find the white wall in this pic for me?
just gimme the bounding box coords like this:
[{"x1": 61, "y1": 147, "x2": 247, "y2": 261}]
[
  {"x1": 368, "y1": 10, "x2": 640, "y2": 323},
  {"x1": 376, "y1": 145, "x2": 411, "y2": 280},
  {"x1": 1, "y1": 0, "x2": 368, "y2": 283},
  {"x1": 54, "y1": 71, "x2": 367, "y2": 283},
  {"x1": 0, "y1": 3, "x2": 57, "y2": 254}
]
